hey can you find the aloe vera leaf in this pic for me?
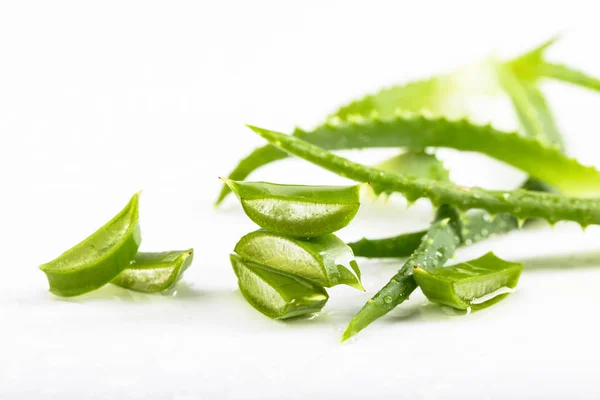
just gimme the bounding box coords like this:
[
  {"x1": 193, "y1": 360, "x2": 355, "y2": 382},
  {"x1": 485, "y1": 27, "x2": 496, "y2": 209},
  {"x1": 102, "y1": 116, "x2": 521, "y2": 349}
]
[
  {"x1": 342, "y1": 205, "x2": 461, "y2": 341},
  {"x1": 222, "y1": 178, "x2": 360, "y2": 237},
  {"x1": 251, "y1": 126, "x2": 600, "y2": 227},
  {"x1": 498, "y1": 61, "x2": 565, "y2": 150},
  {"x1": 414, "y1": 252, "x2": 523, "y2": 310},
  {"x1": 507, "y1": 36, "x2": 559, "y2": 82},
  {"x1": 229, "y1": 116, "x2": 600, "y2": 199},
  {"x1": 329, "y1": 76, "x2": 451, "y2": 121},
  {"x1": 111, "y1": 249, "x2": 194, "y2": 293},
  {"x1": 234, "y1": 230, "x2": 363, "y2": 290},
  {"x1": 39, "y1": 193, "x2": 142, "y2": 297},
  {"x1": 349, "y1": 211, "x2": 517, "y2": 258},
  {"x1": 230, "y1": 254, "x2": 329, "y2": 319},
  {"x1": 536, "y1": 62, "x2": 600, "y2": 93}
]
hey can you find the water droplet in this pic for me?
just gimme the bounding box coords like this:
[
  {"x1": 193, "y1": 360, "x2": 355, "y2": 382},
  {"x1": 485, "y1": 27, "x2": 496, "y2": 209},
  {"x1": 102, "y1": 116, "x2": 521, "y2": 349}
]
[
  {"x1": 481, "y1": 228, "x2": 489, "y2": 236},
  {"x1": 426, "y1": 238, "x2": 434, "y2": 245},
  {"x1": 435, "y1": 251, "x2": 443, "y2": 259},
  {"x1": 473, "y1": 233, "x2": 482, "y2": 242},
  {"x1": 465, "y1": 239, "x2": 473, "y2": 245},
  {"x1": 482, "y1": 214, "x2": 491, "y2": 222},
  {"x1": 383, "y1": 295, "x2": 393, "y2": 304}
]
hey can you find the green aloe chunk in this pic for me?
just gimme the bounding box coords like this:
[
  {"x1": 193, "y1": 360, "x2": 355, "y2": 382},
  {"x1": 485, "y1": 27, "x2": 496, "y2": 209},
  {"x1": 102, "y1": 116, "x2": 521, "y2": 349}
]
[
  {"x1": 234, "y1": 230, "x2": 363, "y2": 290},
  {"x1": 230, "y1": 254, "x2": 329, "y2": 319},
  {"x1": 222, "y1": 178, "x2": 360, "y2": 237},
  {"x1": 39, "y1": 193, "x2": 142, "y2": 297},
  {"x1": 111, "y1": 249, "x2": 194, "y2": 293},
  {"x1": 414, "y1": 252, "x2": 523, "y2": 310}
]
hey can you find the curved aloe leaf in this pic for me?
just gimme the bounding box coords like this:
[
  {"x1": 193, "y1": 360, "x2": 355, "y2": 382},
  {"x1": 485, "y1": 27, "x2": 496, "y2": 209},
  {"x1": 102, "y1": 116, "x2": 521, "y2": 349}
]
[
  {"x1": 234, "y1": 230, "x2": 363, "y2": 290},
  {"x1": 223, "y1": 116, "x2": 600, "y2": 201},
  {"x1": 230, "y1": 254, "x2": 329, "y2": 319},
  {"x1": 222, "y1": 178, "x2": 360, "y2": 237},
  {"x1": 39, "y1": 193, "x2": 142, "y2": 297},
  {"x1": 251, "y1": 126, "x2": 600, "y2": 228},
  {"x1": 414, "y1": 252, "x2": 523, "y2": 310},
  {"x1": 111, "y1": 249, "x2": 194, "y2": 293},
  {"x1": 342, "y1": 205, "x2": 462, "y2": 341},
  {"x1": 536, "y1": 62, "x2": 600, "y2": 93}
]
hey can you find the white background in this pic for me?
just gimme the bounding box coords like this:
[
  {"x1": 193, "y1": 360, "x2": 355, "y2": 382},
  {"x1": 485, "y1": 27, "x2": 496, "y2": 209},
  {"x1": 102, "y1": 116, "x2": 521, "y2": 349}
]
[{"x1": 2, "y1": 1, "x2": 600, "y2": 399}]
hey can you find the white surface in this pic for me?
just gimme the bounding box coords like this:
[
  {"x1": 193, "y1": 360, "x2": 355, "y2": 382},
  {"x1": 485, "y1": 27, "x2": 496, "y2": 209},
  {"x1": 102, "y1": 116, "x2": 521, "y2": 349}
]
[{"x1": 3, "y1": 1, "x2": 600, "y2": 399}]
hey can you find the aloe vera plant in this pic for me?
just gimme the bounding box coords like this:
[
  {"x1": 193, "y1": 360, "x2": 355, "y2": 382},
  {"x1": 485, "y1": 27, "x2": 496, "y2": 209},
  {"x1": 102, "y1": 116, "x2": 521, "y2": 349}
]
[{"x1": 221, "y1": 116, "x2": 600, "y2": 199}]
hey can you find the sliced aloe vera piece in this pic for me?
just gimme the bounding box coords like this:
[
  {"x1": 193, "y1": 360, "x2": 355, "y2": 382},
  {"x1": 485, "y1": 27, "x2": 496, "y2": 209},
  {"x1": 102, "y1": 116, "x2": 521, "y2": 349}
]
[
  {"x1": 413, "y1": 252, "x2": 523, "y2": 310},
  {"x1": 234, "y1": 230, "x2": 363, "y2": 290},
  {"x1": 222, "y1": 179, "x2": 360, "y2": 237},
  {"x1": 230, "y1": 254, "x2": 329, "y2": 319},
  {"x1": 39, "y1": 193, "x2": 142, "y2": 297},
  {"x1": 111, "y1": 249, "x2": 194, "y2": 293}
]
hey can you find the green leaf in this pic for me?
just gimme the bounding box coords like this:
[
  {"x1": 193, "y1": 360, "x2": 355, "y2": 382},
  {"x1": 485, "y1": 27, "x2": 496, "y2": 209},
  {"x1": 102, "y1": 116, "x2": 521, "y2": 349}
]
[
  {"x1": 498, "y1": 61, "x2": 564, "y2": 150},
  {"x1": 230, "y1": 254, "x2": 329, "y2": 319},
  {"x1": 39, "y1": 193, "x2": 142, "y2": 297},
  {"x1": 230, "y1": 116, "x2": 600, "y2": 198},
  {"x1": 235, "y1": 230, "x2": 363, "y2": 290},
  {"x1": 111, "y1": 249, "x2": 194, "y2": 293},
  {"x1": 251, "y1": 125, "x2": 600, "y2": 228},
  {"x1": 414, "y1": 252, "x2": 523, "y2": 310},
  {"x1": 222, "y1": 178, "x2": 361, "y2": 237},
  {"x1": 536, "y1": 62, "x2": 600, "y2": 93},
  {"x1": 342, "y1": 205, "x2": 462, "y2": 341},
  {"x1": 349, "y1": 211, "x2": 517, "y2": 258}
]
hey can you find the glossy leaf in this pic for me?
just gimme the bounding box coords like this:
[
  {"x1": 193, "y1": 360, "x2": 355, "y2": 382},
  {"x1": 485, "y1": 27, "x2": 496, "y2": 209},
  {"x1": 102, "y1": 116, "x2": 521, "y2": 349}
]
[
  {"x1": 222, "y1": 178, "x2": 360, "y2": 237},
  {"x1": 229, "y1": 116, "x2": 600, "y2": 200},
  {"x1": 111, "y1": 249, "x2": 194, "y2": 293},
  {"x1": 252, "y1": 126, "x2": 600, "y2": 228},
  {"x1": 349, "y1": 211, "x2": 517, "y2": 258},
  {"x1": 39, "y1": 193, "x2": 142, "y2": 297},
  {"x1": 230, "y1": 254, "x2": 329, "y2": 319},
  {"x1": 235, "y1": 230, "x2": 362, "y2": 290},
  {"x1": 414, "y1": 252, "x2": 523, "y2": 310},
  {"x1": 342, "y1": 205, "x2": 462, "y2": 341}
]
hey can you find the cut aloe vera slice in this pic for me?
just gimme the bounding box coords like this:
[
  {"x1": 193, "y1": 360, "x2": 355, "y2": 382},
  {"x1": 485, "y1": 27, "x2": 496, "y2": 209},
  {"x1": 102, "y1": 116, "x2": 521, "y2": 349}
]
[
  {"x1": 234, "y1": 229, "x2": 363, "y2": 290},
  {"x1": 39, "y1": 193, "x2": 142, "y2": 297},
  {"x1": 413, "y1": 252, "x2": 523, "y2": 310},
  {"x1": 111, "y1": 249, "x2": 194, "y2": 293},
  {"x1": 222, "y1": 179, "x2": 360, "y2": 237},
  {"x1": 230, "y1": 254, "x2": 329, "y2": 319}
]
